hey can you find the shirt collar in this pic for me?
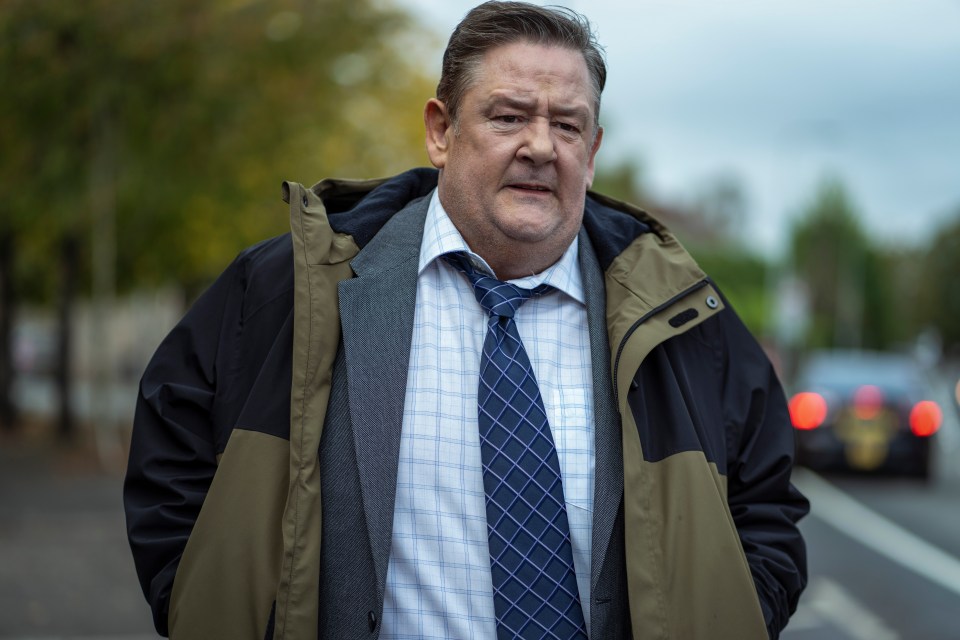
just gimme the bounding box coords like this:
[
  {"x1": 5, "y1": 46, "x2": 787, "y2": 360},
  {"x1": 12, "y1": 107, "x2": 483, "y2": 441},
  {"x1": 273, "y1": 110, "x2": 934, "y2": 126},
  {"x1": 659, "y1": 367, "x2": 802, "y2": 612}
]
[{"x1": 419, "y1": 189, "x2": 585, "y2": 305}]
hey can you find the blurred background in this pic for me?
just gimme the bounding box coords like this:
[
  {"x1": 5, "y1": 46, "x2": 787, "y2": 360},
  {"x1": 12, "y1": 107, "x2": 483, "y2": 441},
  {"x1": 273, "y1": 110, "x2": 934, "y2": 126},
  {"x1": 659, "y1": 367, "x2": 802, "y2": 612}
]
[{"x1": 1, "y1": 0, "x2": 958, "y2": 638}]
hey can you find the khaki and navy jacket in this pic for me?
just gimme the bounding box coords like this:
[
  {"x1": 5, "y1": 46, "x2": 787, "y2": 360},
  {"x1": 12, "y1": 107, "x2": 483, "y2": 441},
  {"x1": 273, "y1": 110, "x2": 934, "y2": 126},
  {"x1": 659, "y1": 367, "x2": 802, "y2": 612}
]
[{"x1": 125, "y1": 169, "x2": 808, "y2": 640}]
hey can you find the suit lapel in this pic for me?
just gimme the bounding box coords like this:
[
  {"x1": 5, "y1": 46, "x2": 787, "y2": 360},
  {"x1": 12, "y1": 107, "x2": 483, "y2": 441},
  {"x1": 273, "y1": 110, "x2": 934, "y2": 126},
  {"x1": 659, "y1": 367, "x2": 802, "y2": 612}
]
[
  {"x1": 337, "y1": 194, "x2": 430, "y2": 599},
  {"x1": 579, "y1": 227, "x2": 624, "y2": 600},
  {"x1": 337, "y1": 205, "x2": 622, "y2": 616}
]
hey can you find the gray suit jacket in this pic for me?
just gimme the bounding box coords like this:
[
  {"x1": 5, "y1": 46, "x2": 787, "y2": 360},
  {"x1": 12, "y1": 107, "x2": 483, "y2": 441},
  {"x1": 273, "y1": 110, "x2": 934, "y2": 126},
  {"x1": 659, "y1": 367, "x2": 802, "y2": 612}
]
[{"x1": 316, "y1": 194, "x2": 629, "y2": 638}]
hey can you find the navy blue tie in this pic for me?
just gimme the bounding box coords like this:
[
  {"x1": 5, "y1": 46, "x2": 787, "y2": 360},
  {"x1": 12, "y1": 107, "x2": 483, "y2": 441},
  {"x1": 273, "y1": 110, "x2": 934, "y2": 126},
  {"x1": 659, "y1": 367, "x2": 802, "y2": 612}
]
[{"x1": 444, "y1": 253, "x2": 588, "y2": 640}]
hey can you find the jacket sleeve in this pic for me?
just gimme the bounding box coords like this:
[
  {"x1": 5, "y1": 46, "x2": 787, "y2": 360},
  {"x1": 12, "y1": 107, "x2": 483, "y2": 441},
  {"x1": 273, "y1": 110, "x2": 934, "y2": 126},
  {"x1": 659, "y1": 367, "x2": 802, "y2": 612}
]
[
  {"x1": 123, "y1": 258, "x2": 245, "y2": 636},
  {"x1": 719, "y1": 308, "x2": 810, "y2": 639}
]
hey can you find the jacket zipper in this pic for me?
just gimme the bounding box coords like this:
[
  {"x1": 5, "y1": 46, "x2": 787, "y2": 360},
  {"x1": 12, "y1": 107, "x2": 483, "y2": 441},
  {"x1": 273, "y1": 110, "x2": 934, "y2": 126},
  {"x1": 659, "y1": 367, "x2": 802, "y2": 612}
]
[{"x1": 612, "y1": 278, "x2": 712, "y2": 406}]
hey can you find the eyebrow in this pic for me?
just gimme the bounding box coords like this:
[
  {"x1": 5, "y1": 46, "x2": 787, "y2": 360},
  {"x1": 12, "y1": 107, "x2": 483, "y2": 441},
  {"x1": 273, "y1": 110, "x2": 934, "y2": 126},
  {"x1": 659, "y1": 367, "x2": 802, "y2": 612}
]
[{"x1": 485, "y1": 94, "x2": 591, "y2": 123}]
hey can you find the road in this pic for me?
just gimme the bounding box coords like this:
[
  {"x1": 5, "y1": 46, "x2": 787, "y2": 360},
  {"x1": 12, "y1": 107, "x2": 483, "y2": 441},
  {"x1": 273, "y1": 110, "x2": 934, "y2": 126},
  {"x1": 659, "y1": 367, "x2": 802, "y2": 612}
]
[
  {"x1": 783, "y1": 471, "x2": 960, "y2": 640},
  {"x1": 783, "y1": 368, "x2": 960, "y2": 640},
  {"x1": 1, "y1": 369, "x2": 958, "y2": 639},
  {"x1": 0, "y1": 442, "x2": 157, "y2": 639}
]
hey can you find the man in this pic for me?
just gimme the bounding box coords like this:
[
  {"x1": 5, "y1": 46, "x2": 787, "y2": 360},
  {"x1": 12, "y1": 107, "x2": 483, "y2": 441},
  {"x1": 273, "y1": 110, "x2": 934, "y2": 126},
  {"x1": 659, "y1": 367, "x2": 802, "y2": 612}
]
[{"x1": 124, "y1": 2, "x2": 808, "y2": 639}]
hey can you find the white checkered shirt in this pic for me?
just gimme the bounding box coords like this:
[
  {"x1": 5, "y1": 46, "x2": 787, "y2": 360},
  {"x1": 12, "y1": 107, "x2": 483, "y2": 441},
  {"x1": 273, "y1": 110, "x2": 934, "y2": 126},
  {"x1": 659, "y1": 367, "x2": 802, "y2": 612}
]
[{"x1": 380, "y1": 190, "x2": 596, "y2": 639}]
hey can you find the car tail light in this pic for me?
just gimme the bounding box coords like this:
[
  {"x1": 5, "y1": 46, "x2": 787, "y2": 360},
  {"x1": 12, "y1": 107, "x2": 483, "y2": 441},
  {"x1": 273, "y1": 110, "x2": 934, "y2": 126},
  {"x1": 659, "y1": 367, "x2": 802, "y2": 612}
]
[
  {"x1": 909, "y1": 401, "x2": 942, "y2": 437},
  {"x1": 853, "y1": 385, "x2": 884, "y2": 420},
  {"x1": 789, "y1": 392, "x2": 828, "y2": 430}
]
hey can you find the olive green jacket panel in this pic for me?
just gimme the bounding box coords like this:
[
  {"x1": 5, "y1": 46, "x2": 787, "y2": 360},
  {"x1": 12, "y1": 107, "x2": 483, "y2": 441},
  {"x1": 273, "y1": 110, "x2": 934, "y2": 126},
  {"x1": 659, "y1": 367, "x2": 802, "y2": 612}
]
[
  {"x1": 154, "y1": 174, "x2": 803, "y2": 640},
  {"x1": 276, "y1": 181, "x2": 360, "y2": 639},
  {"x1": 597, "y1": 198, "x2": 770, "y2": 638},
  {"x1": 168, "y1": 429, "x2": 289, "y2": 639}
]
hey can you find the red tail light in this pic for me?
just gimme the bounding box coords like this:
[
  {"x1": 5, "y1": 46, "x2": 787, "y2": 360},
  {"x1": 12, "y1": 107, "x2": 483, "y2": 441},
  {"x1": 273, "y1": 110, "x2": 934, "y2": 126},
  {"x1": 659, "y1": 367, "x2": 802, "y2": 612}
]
[
  {"x1": 910, "y1": 401, "x2": 942, "y2": 437},
  {"x1": 789, "y1": 392, "x2": 828, "y2": 430}
]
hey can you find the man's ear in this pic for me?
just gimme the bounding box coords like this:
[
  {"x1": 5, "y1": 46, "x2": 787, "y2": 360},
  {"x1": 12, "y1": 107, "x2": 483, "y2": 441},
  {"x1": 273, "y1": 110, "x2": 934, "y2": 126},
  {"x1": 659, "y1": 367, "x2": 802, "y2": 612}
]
[
  {"x1": 424, "y1": 98, "x2": 452, "y2": 169},
  {"x1": 585, "y1": 125, "x2": 604, "y2": 189}
]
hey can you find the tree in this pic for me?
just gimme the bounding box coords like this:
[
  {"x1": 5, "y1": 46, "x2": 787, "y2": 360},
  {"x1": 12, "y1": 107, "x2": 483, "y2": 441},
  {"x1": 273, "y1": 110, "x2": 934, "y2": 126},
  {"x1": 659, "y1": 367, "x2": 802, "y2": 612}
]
[
  {"x1": 0, "y1": 0, "x2": 435, "y2": 434},
  {"x1": 592, "y1": 160, "x2": 771, "y2": 335},
  {"x1": 0, "y1": 233, "x2": 14, "y2": 431},
  {"x1": 916, "y1": 210, "x2": 960, "y2": 350},
  {"x1": 690, "y1": 172, "x2": 748, "y2": 241},
  {"x1": 2, "y1": 0, "x2": 436, "y2": 297},
  {"x1": 591, "y1": 158, "x2": 649, "y2": 207},
  {"x1": 788, "y1": 178, "x2": 894, "y2": 350},
  {"x1": 682, "y1": 174, "x2": 771, "y2": 336}
]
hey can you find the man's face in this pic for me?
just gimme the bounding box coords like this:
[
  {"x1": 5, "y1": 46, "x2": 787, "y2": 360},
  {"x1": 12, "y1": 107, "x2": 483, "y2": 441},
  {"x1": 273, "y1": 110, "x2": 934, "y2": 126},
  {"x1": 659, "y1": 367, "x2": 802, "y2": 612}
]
[{"x1": 425, "y1": 41, "x2": 603, "y2": 279}]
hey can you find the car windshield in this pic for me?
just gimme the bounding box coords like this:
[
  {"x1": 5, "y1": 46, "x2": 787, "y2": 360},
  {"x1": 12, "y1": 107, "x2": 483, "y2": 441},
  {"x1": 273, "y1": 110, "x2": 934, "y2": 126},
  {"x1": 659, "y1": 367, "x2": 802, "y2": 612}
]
[{"x1": 798, "y1": 351, "x2": 922, "y2": 397}]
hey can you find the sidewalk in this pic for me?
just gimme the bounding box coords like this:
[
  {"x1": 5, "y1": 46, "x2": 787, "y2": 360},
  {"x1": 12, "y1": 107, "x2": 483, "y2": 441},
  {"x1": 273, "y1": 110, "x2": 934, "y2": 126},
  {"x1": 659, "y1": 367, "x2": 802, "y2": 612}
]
[{"x1": 0, "y1": 427, "x2": 157, "y2": 639}]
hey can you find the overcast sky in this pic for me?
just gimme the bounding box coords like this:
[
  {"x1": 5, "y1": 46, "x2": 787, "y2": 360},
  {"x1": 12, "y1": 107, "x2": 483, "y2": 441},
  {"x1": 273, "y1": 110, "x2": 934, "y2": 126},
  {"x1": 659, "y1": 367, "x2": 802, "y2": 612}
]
[{"x1": 397, "y1": 0, "x2": 960, "y2": 256}]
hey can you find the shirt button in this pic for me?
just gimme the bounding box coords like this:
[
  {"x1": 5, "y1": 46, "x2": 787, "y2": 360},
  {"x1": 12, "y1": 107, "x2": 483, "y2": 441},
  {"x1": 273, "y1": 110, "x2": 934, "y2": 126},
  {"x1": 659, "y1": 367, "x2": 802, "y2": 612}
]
[
  {"x1": 705, "y1": 295, "x2": 719, "y2": 309},
  {"x1": 302, "y1": 194, "x2": 309, "y2": 207},
  {"x1": 367, "y1": 610, "x2": 377, "y2": 632}
]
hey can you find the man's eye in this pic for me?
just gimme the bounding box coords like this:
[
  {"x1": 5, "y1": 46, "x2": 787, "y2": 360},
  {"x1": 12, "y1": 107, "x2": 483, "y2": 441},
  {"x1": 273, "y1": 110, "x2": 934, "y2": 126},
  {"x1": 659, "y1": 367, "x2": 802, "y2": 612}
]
[
  {"x1": 493, "y1": 115, "x2": 523, "y2": 125},
  {"x1": 555, "y1": 121, "x2": 580, "y2": 133}
]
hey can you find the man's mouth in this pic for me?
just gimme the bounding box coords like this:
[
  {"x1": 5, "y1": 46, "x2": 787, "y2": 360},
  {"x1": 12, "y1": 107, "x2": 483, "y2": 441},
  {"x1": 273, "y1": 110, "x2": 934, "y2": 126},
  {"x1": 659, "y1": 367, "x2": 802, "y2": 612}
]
[{"x1": 508, "y1": 183, "x2": 552, "y2": 193}]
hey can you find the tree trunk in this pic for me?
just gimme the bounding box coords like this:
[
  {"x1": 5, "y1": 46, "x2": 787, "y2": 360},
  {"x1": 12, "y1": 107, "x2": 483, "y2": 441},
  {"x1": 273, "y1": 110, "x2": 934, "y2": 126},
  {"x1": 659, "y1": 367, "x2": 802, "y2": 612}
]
[
  {"x1": 90, "y1": 109, "x2": 118, "y2": 466},
  {"x1": 0, "y1": 230, "x2": 15, "y2": 431},
  {"x1": 56, "y1": 234, "x2": 79, "y2": 441}
]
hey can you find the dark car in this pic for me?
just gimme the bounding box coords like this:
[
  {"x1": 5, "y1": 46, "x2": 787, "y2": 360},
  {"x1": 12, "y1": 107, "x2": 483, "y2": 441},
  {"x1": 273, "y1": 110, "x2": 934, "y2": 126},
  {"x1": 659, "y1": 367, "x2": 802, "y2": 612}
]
[{"x1": 789, "y1": 349, "x2": 943, "y2": 479}]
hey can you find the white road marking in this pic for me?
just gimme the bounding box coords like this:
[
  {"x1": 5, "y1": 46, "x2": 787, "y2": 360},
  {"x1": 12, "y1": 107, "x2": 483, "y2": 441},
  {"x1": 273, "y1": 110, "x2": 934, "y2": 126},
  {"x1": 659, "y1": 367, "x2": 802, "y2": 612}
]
[
  {"x1": 783, "y1": 604, "x2": 822, "y2": 632},
  {"x1": 783, "y1": 576, "x2": 901, "y2": 638},
  {"x1": 794, "y1": 468, "x2": 960, "y2": 597},
  {"x1": 803, "y1": 577, "x2": 900, "y2": 640}
]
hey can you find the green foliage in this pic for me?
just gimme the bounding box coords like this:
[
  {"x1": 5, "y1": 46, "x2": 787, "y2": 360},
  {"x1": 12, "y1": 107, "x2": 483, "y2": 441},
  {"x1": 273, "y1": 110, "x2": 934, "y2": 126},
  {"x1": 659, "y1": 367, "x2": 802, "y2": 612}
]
[
  {"x1": 916, "y1": 211, "x2": 960, "y2": 348},
  {"x1": 592, "y1": 160, "x2": 771, "y2": 336},
  {"x1": 876, "y1": 245, "x2": 925, "y2": 348},
  {"x1": 591, "y1": 158, "x2": 647, "y2": 206},
  {"x1": 689, "y1": 173, "x2": 748, "y2": 242},
  {"x1": 788, "y1": 178, "x2": 895, "y2": 350},
  {"x1": 695, "y1": 251, "x2": 771, "y2": 337},
  {"x1": 1, "y1": 0, "x2": 436, "y2": 300}
]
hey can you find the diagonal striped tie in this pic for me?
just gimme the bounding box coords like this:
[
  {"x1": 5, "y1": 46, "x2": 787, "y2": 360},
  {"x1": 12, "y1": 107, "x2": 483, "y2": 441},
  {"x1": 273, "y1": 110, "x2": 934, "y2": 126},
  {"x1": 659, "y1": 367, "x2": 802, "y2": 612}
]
[{"x1": 444, "y1": 252, "x2": 588, "y2": 640}]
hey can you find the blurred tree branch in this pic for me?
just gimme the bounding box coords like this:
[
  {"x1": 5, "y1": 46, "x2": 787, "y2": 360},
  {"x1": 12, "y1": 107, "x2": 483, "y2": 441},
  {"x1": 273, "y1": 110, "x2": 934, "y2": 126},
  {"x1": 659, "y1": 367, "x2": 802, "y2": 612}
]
[
  {"x1": 0, "y1": 0, "x2": 435, "y2": 433},
  {"x1": 0, "y1": 0, "x2": 435, "y2": 301}
]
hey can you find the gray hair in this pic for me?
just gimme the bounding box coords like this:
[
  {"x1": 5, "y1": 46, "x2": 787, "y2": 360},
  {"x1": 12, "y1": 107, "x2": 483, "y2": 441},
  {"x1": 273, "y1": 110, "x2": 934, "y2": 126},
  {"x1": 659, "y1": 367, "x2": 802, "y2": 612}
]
[{"x1": 437, "y1": 1, "x2": 606, "y2": 129}]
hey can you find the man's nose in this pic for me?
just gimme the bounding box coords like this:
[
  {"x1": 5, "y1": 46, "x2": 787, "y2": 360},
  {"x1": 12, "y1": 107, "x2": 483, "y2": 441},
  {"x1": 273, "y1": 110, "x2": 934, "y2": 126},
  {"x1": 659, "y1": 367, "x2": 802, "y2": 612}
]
[{"x1": 517, "y1": 118, "x2": 557, "y2": 165}]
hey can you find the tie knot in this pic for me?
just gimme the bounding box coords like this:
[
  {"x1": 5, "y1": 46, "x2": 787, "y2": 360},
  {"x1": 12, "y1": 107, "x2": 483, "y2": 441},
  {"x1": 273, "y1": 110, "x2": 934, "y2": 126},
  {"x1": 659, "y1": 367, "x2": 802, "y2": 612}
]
[{"x1": 443, "y1": 252, "x2": 551, "y2": 319}]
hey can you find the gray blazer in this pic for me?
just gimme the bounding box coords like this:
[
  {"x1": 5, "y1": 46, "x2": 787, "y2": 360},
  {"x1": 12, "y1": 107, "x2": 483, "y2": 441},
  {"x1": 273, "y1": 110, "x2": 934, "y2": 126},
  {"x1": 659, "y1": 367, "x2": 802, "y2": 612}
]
[{"x1": 317, "y1": 194, "x2": 629, "y2": 638}]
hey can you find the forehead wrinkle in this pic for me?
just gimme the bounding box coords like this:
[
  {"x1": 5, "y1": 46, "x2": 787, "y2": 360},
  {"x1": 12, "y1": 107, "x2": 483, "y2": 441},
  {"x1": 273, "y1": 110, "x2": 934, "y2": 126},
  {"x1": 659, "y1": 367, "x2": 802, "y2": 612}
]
[
  {"x1": 485, "y1": 90, "x2": 592, "y2": 122},
  {"x1": 485, "y1": 91, "x2": 536, "y2": 110},
  {"x1": 466, "y1": 43, "x2": 599, "y2": 127},
  {"x1": 551, "y1": 101, "x2": 592, "y2": 122}
]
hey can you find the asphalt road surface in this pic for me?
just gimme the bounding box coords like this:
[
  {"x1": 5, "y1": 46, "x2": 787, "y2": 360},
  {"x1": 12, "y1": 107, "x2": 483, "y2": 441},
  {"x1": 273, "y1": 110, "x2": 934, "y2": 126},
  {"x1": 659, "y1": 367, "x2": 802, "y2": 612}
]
[
  {"x1": 0, "y1": 443, "x2": 157, "y2": 639},
  {"x1": 783, "y1": 369, "x2": 960, "y2": 640},
  {"x1": 2, "y1": 372, "x2": 958, "y2": 639}
]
